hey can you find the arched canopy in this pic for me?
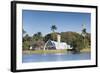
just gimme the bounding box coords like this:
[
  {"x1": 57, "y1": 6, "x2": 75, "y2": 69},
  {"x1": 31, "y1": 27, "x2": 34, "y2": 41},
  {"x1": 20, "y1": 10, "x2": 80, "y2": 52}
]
[{"x1": 44, "y1": 40, "x2": 56, "y2": 50}]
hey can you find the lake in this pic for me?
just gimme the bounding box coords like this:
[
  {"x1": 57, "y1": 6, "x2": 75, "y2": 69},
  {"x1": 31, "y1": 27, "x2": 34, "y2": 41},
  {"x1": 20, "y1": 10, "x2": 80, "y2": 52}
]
[{"x1": 22, "y1": 52, "x2": 91, "y2": 63}]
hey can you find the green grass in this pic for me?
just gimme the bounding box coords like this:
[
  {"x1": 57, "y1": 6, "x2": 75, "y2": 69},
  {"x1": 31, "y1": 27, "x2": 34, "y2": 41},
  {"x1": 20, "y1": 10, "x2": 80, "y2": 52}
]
[
  {"x1": 80, "y1": 48, "x2": 91, "y2": 53},
  {"x1": 23, "y1": 48, "x2": 91, "y2": 54},
  {"x1": 23, "y1": 49, "x2": 67, "y2": 54}
]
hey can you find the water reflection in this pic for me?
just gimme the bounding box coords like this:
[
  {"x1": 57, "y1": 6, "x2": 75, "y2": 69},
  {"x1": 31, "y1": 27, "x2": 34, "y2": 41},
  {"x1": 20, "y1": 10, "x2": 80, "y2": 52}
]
[{"x1": 22, "y1": 52, "x2": 91, "y2": 63}]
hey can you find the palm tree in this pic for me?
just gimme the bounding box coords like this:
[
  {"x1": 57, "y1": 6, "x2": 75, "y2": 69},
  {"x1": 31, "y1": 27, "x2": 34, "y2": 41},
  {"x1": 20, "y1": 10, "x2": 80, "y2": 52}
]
[
  {"x1": 37, "y1": 32, "x2": 42, "y2": 37},
  {"x1": 51, "y1": 25, "x2": 57, "y2": 40},
  {"x1": 51, "y1": 25, "x2": 57, "y2": 32},
  {"x1": 82, "y1": 24, "x2": 86, "y2": 37},
  {"x1": 81, "y1": 24, "x2": 87, "y2": 48}
]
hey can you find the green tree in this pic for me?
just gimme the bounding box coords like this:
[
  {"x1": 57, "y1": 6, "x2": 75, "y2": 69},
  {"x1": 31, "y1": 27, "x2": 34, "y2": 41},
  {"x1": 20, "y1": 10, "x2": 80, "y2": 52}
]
[
  {"x1": 51, "y1": 25, "x2": 57, "y2": 40},
  {"x1": 71, "y1": 35, "x2": 84, "y2": 53},
  {"x1": 32, "y1": 32, "x2": 43, "y2": 41},
  {"x1": 44, "y1": 34, "x2": 52, "y2": 42},
  {"x1": 61, "y1": 31, "x2": 86, "y2": 53},
  {"x1": 44, "y1": 33, "x2": 58, "y2": 42},
  {"x1": 23, "y1": 34, "x2": 32, "y2": 50},
  {"x1": 32, "y1": 32, "x2": 44, "y2": 50},
  {"x1": 23, "y1": 34, "x2": 31, "y2": 41}
]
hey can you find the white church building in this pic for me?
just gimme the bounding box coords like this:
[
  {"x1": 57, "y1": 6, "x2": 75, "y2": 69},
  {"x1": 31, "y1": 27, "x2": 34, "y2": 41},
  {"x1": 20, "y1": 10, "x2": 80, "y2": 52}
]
[{"x1": 43, "y1": 34, "x2": 72, "y2": 50}]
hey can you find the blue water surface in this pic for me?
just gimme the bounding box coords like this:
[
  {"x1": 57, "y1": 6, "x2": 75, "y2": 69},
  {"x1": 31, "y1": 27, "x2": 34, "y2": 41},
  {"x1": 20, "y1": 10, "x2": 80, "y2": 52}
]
[{"x1": 22, "y1": 52, "x2": 91, "y2": 63}]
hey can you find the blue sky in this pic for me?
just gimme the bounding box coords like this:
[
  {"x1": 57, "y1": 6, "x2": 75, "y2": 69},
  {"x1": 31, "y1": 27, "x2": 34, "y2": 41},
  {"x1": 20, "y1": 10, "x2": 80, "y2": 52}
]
[{"x1": 22, "y1": 10, "x2": 91, "y2": 36}]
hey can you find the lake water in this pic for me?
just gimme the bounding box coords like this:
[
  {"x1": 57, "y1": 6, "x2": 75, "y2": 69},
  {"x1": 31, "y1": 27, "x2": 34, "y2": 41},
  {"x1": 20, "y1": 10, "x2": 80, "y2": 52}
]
[{"x1": 22, "y1": 52, "x2": 91, "y2": 63}]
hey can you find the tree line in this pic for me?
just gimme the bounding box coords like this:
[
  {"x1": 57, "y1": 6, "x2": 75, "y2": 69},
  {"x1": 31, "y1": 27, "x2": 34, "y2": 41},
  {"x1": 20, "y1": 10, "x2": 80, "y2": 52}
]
[{"x1": 23, "y1": 25, "x2": 91, "y2": 52}]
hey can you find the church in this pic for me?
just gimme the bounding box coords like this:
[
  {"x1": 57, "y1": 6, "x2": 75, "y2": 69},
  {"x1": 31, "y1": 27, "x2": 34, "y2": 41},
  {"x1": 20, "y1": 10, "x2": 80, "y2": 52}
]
[{"x1": 43, "y1": 34, "x2": 72, "y2": 50}]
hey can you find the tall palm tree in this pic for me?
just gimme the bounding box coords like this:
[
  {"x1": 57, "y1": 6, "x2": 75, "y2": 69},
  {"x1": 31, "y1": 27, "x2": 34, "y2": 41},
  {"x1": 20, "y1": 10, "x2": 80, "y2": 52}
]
[
  {"x1": 81, "y1": 24, "x2": 87, "y2": 48},
  {"x1": 51, "y1": 25, "x2": 57, "y2": 40}
]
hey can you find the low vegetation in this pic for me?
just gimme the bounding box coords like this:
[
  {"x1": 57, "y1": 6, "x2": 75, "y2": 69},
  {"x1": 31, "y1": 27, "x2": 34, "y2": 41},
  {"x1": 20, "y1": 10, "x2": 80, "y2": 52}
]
[{"x1": 23, "y1": 49, "x2": 67, "y2": 54}]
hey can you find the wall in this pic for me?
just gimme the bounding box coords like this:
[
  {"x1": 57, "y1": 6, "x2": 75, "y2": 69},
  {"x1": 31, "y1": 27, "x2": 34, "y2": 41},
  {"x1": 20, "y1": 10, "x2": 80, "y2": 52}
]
[{"x1": 0, "y1": 0, "x2": 99, "y2": 73}]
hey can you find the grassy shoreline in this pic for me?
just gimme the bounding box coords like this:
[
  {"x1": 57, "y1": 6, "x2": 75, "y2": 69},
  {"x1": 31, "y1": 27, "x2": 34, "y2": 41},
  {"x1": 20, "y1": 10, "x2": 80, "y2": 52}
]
[
  {"x1": 80, "y1": 48, "x2": 91, "y2": 53},
  {"x1": 23, "y1": 49, "x2": 67, "y2": 54},
  {"x1": 23, "y1": 48, "x2": 90, "y2": 54}
]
